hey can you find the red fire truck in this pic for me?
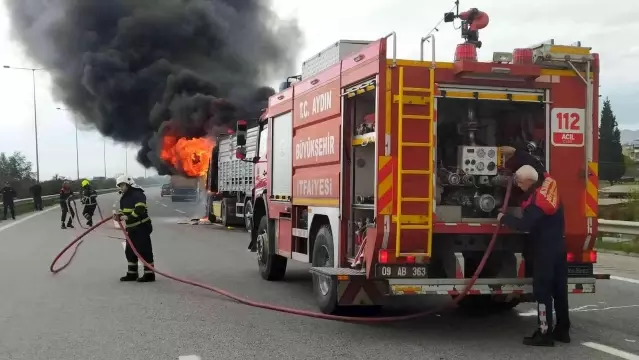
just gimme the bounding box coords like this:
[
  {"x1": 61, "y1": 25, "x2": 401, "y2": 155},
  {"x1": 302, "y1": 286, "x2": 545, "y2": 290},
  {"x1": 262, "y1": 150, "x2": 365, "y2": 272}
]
[{"x1": 234, "y1": 8, "x2": 600, "y2": 314}]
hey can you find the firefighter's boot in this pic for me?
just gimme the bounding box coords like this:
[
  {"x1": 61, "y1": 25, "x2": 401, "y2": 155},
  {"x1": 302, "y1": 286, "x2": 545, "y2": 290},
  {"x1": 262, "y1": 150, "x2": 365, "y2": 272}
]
[
  {"x1": 61, "y1": 222, "x2": 66, "y2": 229},
  {"x1": 552, "y1": 326, "x2": 571, "y2": 343},
  {"x1": 523, "y1": 329, "x2": 555, "y2": 347},
  {"x1": 120, "y1": 263, "x2": 138, "y2": 282},
  {"x1": 137, "y1": 265, "x2": 156, "y2": 282},
  {"x1": 66, "y1": 220, "x2": 74, "y2": 229},
  {"x1": 87, "y1": 220, "x2": 93, "y2": 227}
]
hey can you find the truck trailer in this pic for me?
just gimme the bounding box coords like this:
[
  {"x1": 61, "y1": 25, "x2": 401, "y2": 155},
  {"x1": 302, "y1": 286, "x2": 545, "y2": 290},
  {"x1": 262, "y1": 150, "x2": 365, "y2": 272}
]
[
  {"x1": 205, "y1": 125, "x2": 260, "y2": 229},
  {"x1": 235, "y1": 8, "x2": 600, "y2": 314},
  {"x1": 170, "y1": 175, "x2": 203, "y2": 202}
]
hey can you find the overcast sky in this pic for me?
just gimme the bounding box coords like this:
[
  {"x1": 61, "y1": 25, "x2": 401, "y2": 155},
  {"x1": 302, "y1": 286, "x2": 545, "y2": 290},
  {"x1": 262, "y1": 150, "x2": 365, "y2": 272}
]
[{"x1": 0, "y1": 0, "x2": 637, "y2": 180}]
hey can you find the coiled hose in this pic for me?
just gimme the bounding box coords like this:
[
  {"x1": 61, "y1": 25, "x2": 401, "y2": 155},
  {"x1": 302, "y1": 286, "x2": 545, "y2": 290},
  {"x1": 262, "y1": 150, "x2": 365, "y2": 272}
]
[{"x1": 50, "y1": 179, "x2": 513, "y2": 323}]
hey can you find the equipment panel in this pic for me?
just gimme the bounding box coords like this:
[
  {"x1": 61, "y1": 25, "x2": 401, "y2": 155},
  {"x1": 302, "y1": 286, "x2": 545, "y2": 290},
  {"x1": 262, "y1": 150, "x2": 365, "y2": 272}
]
[{"x1": 457, "y1": 146, "x2": 499, "y2": 176}]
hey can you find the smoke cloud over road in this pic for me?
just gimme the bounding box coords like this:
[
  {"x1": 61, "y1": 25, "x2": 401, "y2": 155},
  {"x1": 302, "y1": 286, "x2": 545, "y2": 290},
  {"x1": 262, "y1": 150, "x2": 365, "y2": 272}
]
[{"x1": 3, "y1": 0, "x2": 302, "y2": 175}]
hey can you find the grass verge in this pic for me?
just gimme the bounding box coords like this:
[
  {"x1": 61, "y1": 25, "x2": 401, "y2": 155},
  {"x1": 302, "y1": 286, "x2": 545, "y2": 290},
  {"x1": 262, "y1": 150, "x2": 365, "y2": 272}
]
[{"x1": 596, "y1": 237, "x2": 639, "y2": 254}]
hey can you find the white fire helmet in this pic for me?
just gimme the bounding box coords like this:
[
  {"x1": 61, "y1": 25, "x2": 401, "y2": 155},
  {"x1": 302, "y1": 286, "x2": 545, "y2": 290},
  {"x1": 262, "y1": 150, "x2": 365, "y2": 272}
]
[{"x1": 116, "y1": 175, "x2": 140, "y2": 189}]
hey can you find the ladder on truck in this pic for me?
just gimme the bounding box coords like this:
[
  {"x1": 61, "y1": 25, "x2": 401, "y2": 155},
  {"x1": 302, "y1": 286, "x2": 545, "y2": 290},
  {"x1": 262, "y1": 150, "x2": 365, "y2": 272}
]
[{"x1": 394, "y1": 66, "x2": 435, "y2": 258}]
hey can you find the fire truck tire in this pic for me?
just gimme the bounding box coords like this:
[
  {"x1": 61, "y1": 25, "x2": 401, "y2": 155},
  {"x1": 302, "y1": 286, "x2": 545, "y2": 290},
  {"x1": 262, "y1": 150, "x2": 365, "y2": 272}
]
[
  {"x1": 257, "y1": 216, "x2": 287, "y2": 281},
  {"x1": 311, "y1": 225, "x2": 340, "y2": 314}
]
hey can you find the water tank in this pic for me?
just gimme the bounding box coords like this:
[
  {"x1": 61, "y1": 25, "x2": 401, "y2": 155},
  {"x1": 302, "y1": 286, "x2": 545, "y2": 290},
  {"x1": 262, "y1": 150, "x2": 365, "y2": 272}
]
[
  {"x1": 513, "y1": 48, "x2": 533, "y2": 64},
  {"x1": 455, "y1": 43, "x2": 477, "y2": 62}
]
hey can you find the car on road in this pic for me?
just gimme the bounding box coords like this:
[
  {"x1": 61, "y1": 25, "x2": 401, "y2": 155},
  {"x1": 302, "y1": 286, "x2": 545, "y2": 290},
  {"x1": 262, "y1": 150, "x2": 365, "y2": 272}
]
[{"x1": 160, "y1": 184, "x2": 172, "y2": 197}]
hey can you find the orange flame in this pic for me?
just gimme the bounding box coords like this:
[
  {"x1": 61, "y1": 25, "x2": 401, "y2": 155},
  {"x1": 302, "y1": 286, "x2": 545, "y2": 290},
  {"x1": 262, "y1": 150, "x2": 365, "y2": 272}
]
[{"x1": 160, "y1": 135, "x2": 215, "y2": 177}]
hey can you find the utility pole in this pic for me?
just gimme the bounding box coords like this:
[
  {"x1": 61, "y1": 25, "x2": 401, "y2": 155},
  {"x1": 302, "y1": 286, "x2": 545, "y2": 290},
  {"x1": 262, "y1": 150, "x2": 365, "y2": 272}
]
[
  {"x1": 103, "y1": 140, "x2": 107, "y2": 178},
  {"x1": 56, "y1": 107, "x2": 80, "y2": 180},
  {"x1": 3, "y1": 65, "x2": 45, "y2": 182}
]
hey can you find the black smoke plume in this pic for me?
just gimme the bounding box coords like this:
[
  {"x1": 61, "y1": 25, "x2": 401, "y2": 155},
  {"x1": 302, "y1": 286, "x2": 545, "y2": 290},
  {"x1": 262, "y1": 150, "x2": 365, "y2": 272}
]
[{"x1": 3, "y1": 0, "x2": 302, "y2": 175}]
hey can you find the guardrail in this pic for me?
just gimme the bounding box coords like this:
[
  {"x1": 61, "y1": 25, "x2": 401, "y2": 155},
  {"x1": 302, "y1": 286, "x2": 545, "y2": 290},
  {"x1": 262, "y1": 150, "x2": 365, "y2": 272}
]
[
  {"x1": 598, "y1": 219, "x2": 639, "y2": 236},
  {"x1": 2, "y1": 188, "x2": 119, "y2": 207}
]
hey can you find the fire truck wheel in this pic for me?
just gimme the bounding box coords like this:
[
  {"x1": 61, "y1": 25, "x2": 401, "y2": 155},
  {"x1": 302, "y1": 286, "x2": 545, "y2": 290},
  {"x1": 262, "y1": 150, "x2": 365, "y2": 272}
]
[
  {"x1": 311, "y1": 225, "x2": 340, "y2": 314},
  {"x1": 256, "y1": 216, "x2": 287, "y2": 281}
]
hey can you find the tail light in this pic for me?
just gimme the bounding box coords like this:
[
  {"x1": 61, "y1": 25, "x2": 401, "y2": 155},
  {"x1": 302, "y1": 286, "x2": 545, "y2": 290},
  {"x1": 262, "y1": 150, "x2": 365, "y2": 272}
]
[
  {"x1": 567, "y1": 250, "x2": 597, "y2": 263},
  {"x1": 378, "y1": 249, "x2": 389, "y2": 264},
  {"x1": 405, "y1": 255, "x2": 416, "y2": 264}
]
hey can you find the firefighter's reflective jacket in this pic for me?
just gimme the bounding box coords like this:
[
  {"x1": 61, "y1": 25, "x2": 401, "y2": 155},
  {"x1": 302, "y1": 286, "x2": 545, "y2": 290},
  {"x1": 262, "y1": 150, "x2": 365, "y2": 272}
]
[
  {"x1": 119, "y1": 187, "x2": 151, "y2": 230},
  {"x1": 81, "y1": 186, "x2": 98, "y2": 206}
]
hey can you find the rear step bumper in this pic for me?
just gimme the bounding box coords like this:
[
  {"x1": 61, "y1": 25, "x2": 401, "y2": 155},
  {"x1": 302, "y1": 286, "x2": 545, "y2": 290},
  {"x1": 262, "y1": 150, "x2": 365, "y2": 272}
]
[
  {"x1": 386, "y1": 277, "x2": 595, "y2": 296},
  {"x1": 309, "y1": 267, "x2": 595, "y2": 298}
]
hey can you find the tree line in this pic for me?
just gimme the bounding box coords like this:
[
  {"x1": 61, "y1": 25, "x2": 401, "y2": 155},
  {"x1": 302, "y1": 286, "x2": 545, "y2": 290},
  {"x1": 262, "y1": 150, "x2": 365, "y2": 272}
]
[
  {"x1": 0, "y1": 152, "x2": 166, "y2": 200},
  {"x1": 599, "y1": 98, "x2": 631, "y2": 185}
]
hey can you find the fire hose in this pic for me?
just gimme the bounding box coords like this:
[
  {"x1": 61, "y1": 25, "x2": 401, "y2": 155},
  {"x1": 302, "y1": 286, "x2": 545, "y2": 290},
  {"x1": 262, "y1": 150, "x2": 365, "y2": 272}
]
[
  {"x1": 69, "y1": 198, "x2": 105, "y2": 230},
  {"x1": 50, "y1": 180, "x2": 513, "y2": 323}
]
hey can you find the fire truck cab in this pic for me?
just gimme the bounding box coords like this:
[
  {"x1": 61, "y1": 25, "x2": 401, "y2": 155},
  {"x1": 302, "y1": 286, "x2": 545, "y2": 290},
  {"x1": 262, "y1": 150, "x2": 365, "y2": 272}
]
[{"x1": 235, "y1": 9, "x2": 600, "y2": 315}]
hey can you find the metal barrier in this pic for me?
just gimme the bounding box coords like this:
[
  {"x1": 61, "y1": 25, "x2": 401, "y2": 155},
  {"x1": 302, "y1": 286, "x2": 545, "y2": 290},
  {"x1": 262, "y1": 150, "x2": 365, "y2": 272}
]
[
  {"x1": 1, "y1": 188, "x2": 120, "y2": 207},
  {"x1": 1, "y1": 183, "x2": 163, "y2": 207},
  {"x1": 598, "y1": 219, "x2": 639, "y2": 236}
]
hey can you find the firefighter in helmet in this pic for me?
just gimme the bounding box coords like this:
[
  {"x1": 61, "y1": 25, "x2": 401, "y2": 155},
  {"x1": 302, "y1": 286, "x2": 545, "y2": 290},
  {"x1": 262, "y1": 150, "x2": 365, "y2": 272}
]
[
  {"x1": 80, "y1": 179, "x2": 98, "y2": 227},
  {"x1": 113, "y1": 175, "x2": 155, "y2": 282}
]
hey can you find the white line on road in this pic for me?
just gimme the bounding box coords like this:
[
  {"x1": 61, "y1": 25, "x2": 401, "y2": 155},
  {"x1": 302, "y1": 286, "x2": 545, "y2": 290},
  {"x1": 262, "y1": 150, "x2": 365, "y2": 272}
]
[
  {"x1": 518, "y1": 304, "x2": 639, "y2": 317},
  {"x1": 175, "y1": 209, "x2": 186, "y2": 214},
  {"x1": 0, "y1": 205, "x2": 59, "y2": 233},
  {"x1": 612, "y1": 276, "x2": 639, "y2": 285},
  {"x1": 582, "y1": 342, "x2": 639, "y2": 359},
  {"x1": 161, "y1": 203, "x2": 168, "y2": 207},
  {"x1": 178, "y1": 356, "x2": 202, "y2": 360}
]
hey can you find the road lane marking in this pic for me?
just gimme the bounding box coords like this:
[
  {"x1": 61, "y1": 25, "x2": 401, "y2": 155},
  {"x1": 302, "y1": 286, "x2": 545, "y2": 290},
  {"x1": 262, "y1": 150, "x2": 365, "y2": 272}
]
[
  {"x1": 611, "y1": 276, "x2": 639, "y2": 285},
  {"x1": 179, "y1": 356, "x2": 201, "y2": 360},
  {"x1": 0, "y1": 205, "x2": 59, "y2": 233},
  {"x1": 175, "y1": 209, "x2": 186, "y2": 214},
  {"x1": 518, "y1": 304, "x2": 639, "y2": 317},
  {"x1": 582, "y1": 342, "x2": 639, "y2": 359},
  {"x1": 161, "y1": 203, "x2": 168, "y2": 207}
]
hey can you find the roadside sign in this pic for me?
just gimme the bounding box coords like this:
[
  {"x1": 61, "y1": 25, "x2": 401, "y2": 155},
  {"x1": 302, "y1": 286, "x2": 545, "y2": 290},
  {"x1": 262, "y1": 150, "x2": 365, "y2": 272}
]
[{"x1": 551, "y1": 108, "x2": 585, "y2": 147}]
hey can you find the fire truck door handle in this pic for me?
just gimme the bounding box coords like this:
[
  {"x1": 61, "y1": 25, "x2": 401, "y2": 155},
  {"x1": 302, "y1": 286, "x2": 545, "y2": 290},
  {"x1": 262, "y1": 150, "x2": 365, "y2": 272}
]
[{"x1": 262, "y1": 171, "x2": 267, "y2": 175}]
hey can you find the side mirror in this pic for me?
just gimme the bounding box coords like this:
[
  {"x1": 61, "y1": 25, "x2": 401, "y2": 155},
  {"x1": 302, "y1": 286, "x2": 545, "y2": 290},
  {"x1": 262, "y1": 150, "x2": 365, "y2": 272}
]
[{"x1": 236, "y1": 120, "x2": 247, "y2": 146}]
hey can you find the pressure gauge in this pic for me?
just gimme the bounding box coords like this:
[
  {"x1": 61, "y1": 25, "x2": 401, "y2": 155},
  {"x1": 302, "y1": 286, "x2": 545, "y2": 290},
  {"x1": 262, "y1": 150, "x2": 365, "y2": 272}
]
[
  {"x1": 477, "y1": 148, "x2": 486, "y2": 158},
  {"x1": 476, "y1": 162, "x2": 485, "y2": 171},
  {"x1": 487, "y1": 149, "x2": 496, "y2": 158}
]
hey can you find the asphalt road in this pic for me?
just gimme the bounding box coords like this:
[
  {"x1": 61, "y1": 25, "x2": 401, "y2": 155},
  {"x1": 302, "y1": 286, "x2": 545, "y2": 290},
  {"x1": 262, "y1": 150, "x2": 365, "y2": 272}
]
[{"x1": 1, "y1": 188, "x2": 638, "y2": 360}]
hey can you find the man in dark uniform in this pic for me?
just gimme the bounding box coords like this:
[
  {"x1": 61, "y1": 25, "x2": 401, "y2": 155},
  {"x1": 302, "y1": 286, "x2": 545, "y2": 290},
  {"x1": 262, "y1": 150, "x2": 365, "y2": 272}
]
[
  {"x1": 80, "y1": 179, "x2": 98, "y2": 227},
  {"x1": 60, "y1": 181, "x2": 75, "y2": 229},
  {"x1": 1, "y1": 181, "x2": 17, "y2": 220},
  {"x1": 30, "y1": 182, "x2": 43, "y2": 211},
  {"x1": 113, "y1": 175, "x2": 155, "y2": 283},
  {"x1": 497, "y1": 158, "x2": 570, "y2": 347}
]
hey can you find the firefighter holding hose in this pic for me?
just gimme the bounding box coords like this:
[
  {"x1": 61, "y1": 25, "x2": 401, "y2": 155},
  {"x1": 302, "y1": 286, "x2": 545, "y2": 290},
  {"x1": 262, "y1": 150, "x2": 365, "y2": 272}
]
[
  {"x1": 497, "y1": 146, "x2": 570, "y2": 347},
  {"x1": 60, "y1": 181, "x2": 75, "y2": 229},
  {"x1": 113, "y1": 175, "x2": 155, "y2": 283},
  {"x1": 80, "y1": 179, "x2": 98, "y2": 227}
]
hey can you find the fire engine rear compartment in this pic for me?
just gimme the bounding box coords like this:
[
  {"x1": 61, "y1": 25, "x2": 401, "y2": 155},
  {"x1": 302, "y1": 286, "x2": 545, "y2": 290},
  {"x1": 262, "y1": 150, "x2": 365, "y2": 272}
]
[
  {"x1": 345, "y1": 89, "x2": 549, "y2": 280},
  {"x1": 430, "y1": 97, "x2": 547, "y2": 280}
]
